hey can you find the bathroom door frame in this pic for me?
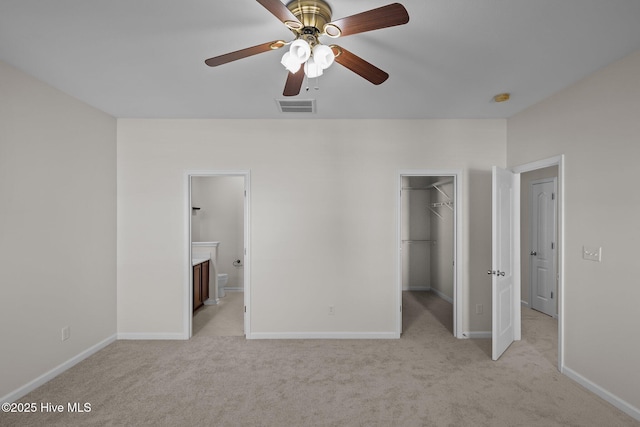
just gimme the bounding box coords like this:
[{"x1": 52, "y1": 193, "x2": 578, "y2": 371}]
[
  {"x1": 184, "y1": 170, "x2": 251, "y2": 339},
  {"x1": 396, "y1": 169, "x2": 463, "y2": 338}
]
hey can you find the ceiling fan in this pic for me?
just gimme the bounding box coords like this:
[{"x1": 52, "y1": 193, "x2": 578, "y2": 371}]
[{"x1": 205, "y1": 0, "x2": 409, "y2": 96}]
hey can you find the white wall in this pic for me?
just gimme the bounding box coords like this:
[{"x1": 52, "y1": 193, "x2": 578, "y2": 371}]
[
  {"x1": 0, "y1": 61, "x2": 116, "y2": 400},
  {"x1": 192, "y1": 176, "x2": 244, "y2": 289},
  {"x1": 117, "y1": 119, "x2": 505, "y2": 336},
  {"x1": 508, "y1": 49, "x2": 640, "y2": 414}
]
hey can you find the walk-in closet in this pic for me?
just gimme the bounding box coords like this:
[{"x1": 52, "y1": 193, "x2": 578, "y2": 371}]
[{"x1": 401, "y1": 176, "x2": 455, "y2": 303}]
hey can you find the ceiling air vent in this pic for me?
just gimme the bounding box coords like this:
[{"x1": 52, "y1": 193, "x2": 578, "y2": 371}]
[{"x1": 276, "y1": 99, "x2": 316, "y2": 113}]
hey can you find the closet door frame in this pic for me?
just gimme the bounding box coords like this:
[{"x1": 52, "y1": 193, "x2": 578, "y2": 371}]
[{"x1": 396, "y1": 169, "x2": 462, "y2": 338}]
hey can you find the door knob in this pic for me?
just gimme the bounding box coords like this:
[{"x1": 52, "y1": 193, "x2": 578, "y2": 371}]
[{"x1": 530, "y1": 251, "x2": 537, "y2": 256}]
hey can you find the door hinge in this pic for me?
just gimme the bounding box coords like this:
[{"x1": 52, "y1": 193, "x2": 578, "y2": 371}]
[
  {"x1": 552, "y1": 193, "x2": 555, "y2": 200},
  {"x1": 244, "y1": 306, "x2": 247, "y2": 313},
  {"x1": 244, "y1": 190, "x2": 247, "y2": 197},
  {"x1": 551, "y1": 291, "x2": 554, "y2": 299},
  {"x1": 551, "y1": 242, "x2": 555, "y2": 250}
]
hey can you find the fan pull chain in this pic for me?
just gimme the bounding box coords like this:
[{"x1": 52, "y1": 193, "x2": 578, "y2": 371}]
[{"x1": 305, "y1": 74, "x2": 321, "y2": 92}]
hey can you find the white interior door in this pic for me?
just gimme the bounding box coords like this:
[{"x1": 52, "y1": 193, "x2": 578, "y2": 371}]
[
  {"x1": 492, "y1": 166, "x2": 521, "y2": 360},
  {"x1": 530, "y1": 179, "x2": 557, "y2": 317}
]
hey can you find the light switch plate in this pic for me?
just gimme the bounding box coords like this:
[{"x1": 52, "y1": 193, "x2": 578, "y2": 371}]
[{"x1": 583, "y1": 246, "x2": 602, "y2": 262}]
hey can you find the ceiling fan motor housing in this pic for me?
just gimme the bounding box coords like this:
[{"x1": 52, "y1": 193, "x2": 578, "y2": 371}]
[{"x1": 286, "y1": 0, "x2": 333, "y2": 36}]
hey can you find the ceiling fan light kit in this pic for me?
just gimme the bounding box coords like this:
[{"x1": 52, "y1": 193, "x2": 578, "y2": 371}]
[
  {"x1": 304, "y1": 57, "x2": 323, "y2": 78},
  {"x1": 281, "y1": 51, "x2": 300, "y2": 73},
  {"x1": 289, "y1": 39, "x2": 311, "y2": 62},
  {"x1": 312, "y1": 44, "x2": 335, "y2": 69},
  {"x1": 205, "y1": 0, "x2": 409, "y2": 97}
]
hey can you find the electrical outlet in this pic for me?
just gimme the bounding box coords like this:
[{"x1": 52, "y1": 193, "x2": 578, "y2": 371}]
[
  {"x1": 475, "y1": 304, "x2": 483, "y2": 315},
  {"x1": 328, "y1": 306, "x2": 335, "y2": 316},
  {"x1": 61, "y1": 326, "x2": 70, "y2": 341},
  {"x1": 583, "y1": 246, "x2": 602, "y2": 262}
]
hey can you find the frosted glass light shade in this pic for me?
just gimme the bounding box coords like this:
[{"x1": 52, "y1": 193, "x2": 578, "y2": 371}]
[
  {"x1": 289, "y1": 39, "x2": 311, "y2": 63},
  {"x1": 312, "y1": 44, "x2": 335, "y2": 69},
  {"x1": 281, "y1": 52, "x2": 301, "y2": 73},
  {"x1": 304, "y1": 57, "x2": 323, "y2": 78}
]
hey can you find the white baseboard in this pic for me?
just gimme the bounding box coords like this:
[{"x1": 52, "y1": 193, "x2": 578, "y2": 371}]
[
  {"x1": 407, "y1": 287, "x2": 454, "y2": 304},
  {"x1": 563, "y1": 366, "x2": 640, "y2": 422},
  {"x1": 117, "y1": 332, "x2": 188, "y2": 340},
  {"x1": 521, "y1": 300, "x2": 530, "y2": 308},
  {"x1": 407, "y1": 286, "x2": 430, "y2": 291},
  {"x1": 462, "y1": 331, "x2": 492, "y2": 339},
  {"x1": 247, "y1": 332, "x2": 400, "y2": 340},
  {"x1": 1, "y1": 334, "x2": 116, "y2": 404},
  {"x1": 431, "y1": 288, "x2": 454, "y2": 304},
  {"x1": 224, "y1": 287, "x2": 243, "y2": 292}
]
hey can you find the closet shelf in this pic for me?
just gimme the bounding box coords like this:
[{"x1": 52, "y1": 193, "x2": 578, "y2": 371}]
[
  {"x1": 402, "y1": 239, "x2": 436, "y2": 244},
  {"x1": 402, "y1": 178, "x2": 453, "y2": 191}
]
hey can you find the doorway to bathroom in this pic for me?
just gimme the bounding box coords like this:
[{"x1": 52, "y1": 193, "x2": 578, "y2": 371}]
[
  {"x1": 185, "y1": 171, "x2": 250, "y2": 339},
  {"x1": 397, "y1": 170, "x2": 462, "y2": 338}
]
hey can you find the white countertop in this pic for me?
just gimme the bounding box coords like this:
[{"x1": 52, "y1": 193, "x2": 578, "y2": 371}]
[{"x1": 192, "y1": 256, "x2": 210, "y2": 266}]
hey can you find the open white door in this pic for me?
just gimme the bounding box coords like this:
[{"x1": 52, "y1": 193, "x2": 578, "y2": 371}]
[
  {"x1": 530, "y1": 178, "x2": 557, "y2": 317},
  {"x1": 491, "y1": 166, "x2": 521, "y2": 360}
]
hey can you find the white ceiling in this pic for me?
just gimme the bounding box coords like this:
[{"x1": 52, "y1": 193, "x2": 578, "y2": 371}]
[{"x1": 2, "y1": 0, "x2": 640, "y2": 119}]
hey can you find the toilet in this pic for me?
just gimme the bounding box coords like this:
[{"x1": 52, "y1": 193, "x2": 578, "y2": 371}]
[{"x1": 217, "y1": 273, "x2": 228, "y2": 298}]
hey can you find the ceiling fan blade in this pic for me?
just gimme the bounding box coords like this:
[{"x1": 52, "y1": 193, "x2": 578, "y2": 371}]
[
  {"x1": 326, "y1": 3, "x2": 409, "y2": 37},
  {"x1": 256, "y1": 0, "x2": 302, "y2": 28},
  {"x1": 330, "y1": 45, "x2": 389, "y2": 85},
  {"x1": 205, "y1": 40, "x2": 286, "y2": 67},
  {"x1": 283, "y1": 67, "x2": 305, "y2": 96}
]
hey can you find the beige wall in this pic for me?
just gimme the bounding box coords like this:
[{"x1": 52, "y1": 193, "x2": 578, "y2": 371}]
[
  {"x1": 117, "y1": 119, "x2": 506, "y2": 336},
  {"x1": 0, "y1": 61, "x2": 116, "y2": 399},
  {"x1": 508, "y1": 49, "x2": 640, "y2": 411}
]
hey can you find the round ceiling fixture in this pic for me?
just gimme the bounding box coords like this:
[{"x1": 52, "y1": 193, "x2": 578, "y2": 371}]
[{"x1": 493, "y1": 93, "x2": 511, "y2": 103}]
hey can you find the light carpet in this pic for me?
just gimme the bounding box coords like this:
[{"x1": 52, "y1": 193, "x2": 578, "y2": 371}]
[{"x1": 1, "y1": 291, "x2": 637, "y2": 426}]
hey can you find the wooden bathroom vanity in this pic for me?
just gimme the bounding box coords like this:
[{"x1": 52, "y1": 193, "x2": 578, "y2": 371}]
[{"x1": 193, "y1": 259, "x2": 210, "y2": 312}]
